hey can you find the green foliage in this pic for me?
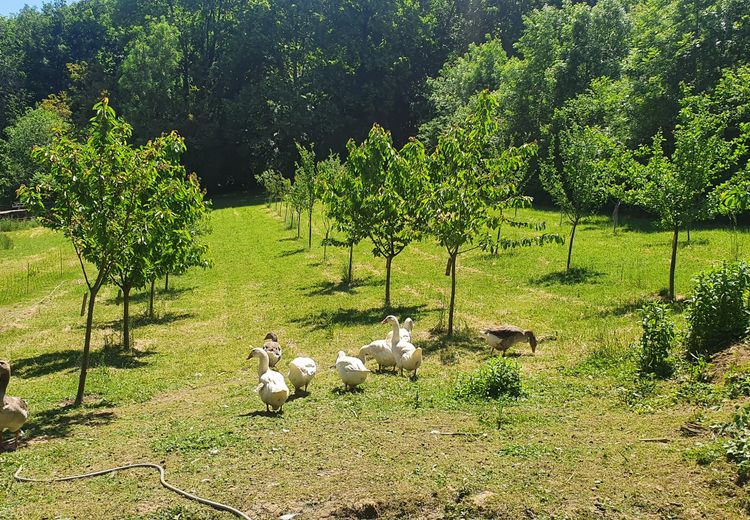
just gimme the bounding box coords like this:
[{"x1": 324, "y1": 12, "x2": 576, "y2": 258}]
[
  {"x1": 0, "y1": 232, "x2": 11, "y2": 250},
  {"x1": 344, "y1": 125, "x2": 428, "y2": 305},
  {"x1": 118, "y1": 19, "x2": 182, "y2": 140},
  {"x1": 0, "y1": 105, "x2": 70, "y2": 204},
  {"x1": 420, "y1": 38, "x2": 507, "y2": 145},
  {"x1": 718, "y1": 405, "x2": 750, "y2": 482},
  {"x1": 685, "y1": 261, "x2": 750, "y2": 357},
  {"x1": 454, "y1": 357, "x2": 523, "y2": 400},
  {"x1": 294, "y1": 143, "x2": 318, "y2": 248},
  {"x1": 726, "y1": 366, "x2": 750, "y2": 398},
  {"x1": 541, "y1": 125, "x2": 617, "y2": 269},
  {"x1": 635, "y1": 302, "x2": 675, "y2": 378}
]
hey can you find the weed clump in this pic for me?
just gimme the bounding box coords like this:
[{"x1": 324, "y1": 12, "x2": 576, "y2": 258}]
[
  {"x1": 685, "y1": 261, "x2": 750, "y2": 358},
  {"x1": 0, "y1": 233, "x2": 11, "y2": 250},
  {"x1": 455, "y1": 357, "x2": 523, "y2": 400},
  {"x1": 635, "y1": 302, "x2": 675, "y2": 378},
  {"x1": 717, "y1": 405, "x2": 750, "y2": 483}
]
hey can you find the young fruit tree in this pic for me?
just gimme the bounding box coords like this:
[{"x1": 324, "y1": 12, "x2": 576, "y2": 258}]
[
  {"x1": 294, "y1": 143, "x2": 318, "y2": 248},
  {"x1": 316, "y1": 154, "x2": 345, "y2": 262},
  {"x1": 345, "y1": 125, "x2": 428, "y2": 307},
  {"x1": 110, "y1": 132, "x2": 211, "y2": 343},
  {"x1": 318, "y1": 154, "x2": 365, "y2": 284},
  {"x1": 425, "y1": 91, "x2": 559, "y2": 335},
  {"x1": 626, "y1": 93, "x2": 736, "y2": 300},
  {"x1": 541, "y1": 125, "x2": 615, "y2": 271},
  {"x1": 18, "y1": 98, "x2": 141, "y2": 405}
]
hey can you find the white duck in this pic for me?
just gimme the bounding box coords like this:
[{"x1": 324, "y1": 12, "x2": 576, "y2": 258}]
[
  {"x1": 358, "y1": 340, "x2": 397, "y2": 372},
  {"x1": 382, "y1": 315, "x2": 423, "y2": 378},
  {"x1": 336, "y1": 351, "x2": 370, "y2": 390},
  {"x1": 385, "y1": 317, "x2": 413, "y2": 343},
  {"x1": 0, "y1": 360, "x2": 28, "y2": 451},
  {"x1": 288, "y1": 357, "x2": 317, "y2": 393},
  {"x1": 247, "y1": 348, "x2": 289, "y2": 412}
]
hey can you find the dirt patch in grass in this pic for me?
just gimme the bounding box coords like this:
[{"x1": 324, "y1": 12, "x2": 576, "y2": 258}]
[{"x1": 709, "y1": 341, "x2": 750, "y2": 381}]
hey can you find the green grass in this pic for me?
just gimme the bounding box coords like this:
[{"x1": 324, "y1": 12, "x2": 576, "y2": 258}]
[{"x1": 1, "y1": 195, "x2": 750, "y2": 518}]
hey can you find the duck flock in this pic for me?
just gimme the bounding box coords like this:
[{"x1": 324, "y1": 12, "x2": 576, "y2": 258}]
[
  {"x1": 0, "y1": 318, "x2": 538, "y2": 449},
  {"x1": 248, "y1": 314, "x2": 422, "y2": 412},
  {"x1": 246, "y1": 315, "x2": 538, "y2": 414}
]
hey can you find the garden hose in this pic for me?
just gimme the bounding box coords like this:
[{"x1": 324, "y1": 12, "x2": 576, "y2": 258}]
[{"x1": 14, "y1": 463, "x2": 252, "y2": 520}]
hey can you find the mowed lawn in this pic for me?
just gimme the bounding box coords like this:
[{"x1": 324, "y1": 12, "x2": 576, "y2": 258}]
[{"x1": 1, "y1": 194, "x2": 749, "y2": 519}]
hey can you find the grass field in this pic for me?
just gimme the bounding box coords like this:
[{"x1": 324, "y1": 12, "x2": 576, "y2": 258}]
[{"x1": 1, "y1": 195, "x2": 750, "y2": 519}]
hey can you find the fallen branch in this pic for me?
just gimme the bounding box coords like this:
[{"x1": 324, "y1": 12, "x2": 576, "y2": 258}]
[{"x1": 639, "y1": 438, "x2": 671, "y2": 443}]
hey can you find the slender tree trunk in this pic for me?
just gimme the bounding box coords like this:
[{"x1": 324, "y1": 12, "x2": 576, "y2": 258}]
[
  {"x1": 494, "y1": 225, "x2": 502, "y2": 256},
  {"x1": 149, "y1": 279, "x2": 155, "y2": 318},
  {"x1": 687, "y1": 226, "x2": 691, "y2": 245},
  {"x1": 284, "y1": 202, "x2": 288, "y2": 223},
  {"x1": 448, "y1": 253, "x2": 457, "y2": 336},
  {"x1": 669, "y1": 227, "x2": 679, "y2": 300},
  {"x1": 323, "y1": 229, "x2": 330, "y2": 262},
  {"x1": 347, "y1": 243, "x2": 354, "y2": 285},
  {"x1": 612, "y1": 200, "x2": 621, "y2": 235},
  {"x1": 75, "y1": 286, "x2": 99, "y2": 406},
  {"x1": 385, "y1": 256, "x2": 393, "y2": 308},
  {"x1": 122, "y1": 284, "x2": 132, "y2": 349},
  {"x1": 308, "y1": 208, "x2": 313, "y2": 249},
  {"x1": 297, "y1": 212, "x2": 301, "y2": 239},
  {"x1": 566, "y1": 218, "x2": 578, "y2": 272},
  {"x1": 164, "y1": 272, "x2": 169, "y2": 292}
]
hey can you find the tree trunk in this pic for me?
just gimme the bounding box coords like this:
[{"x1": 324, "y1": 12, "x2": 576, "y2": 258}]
[
  {"x1": 149, "y1": 279, "x2": 155, "y2": 319},
  {"x1": 612, "y1": 200, "x2": 621, "y2": 235},
  {"x1": 297, "y1": 212, "x2": 301, "y2": 239},
  {"x1": 323, "y1": 229, "x2": 330, "y2": 262},
  {"x1": 164, "y1": 272, "x2": 170, "y2": 292},
  {"x1": 122, "y1": 284, "x2": 132, "y2": 349},
  {"x1": 385, "y1": 256, "x2": 393, "y2": 308},
  {"x1": 669, "y1": 227, "x2": 679, "y2": 300},
  {"x1": 448, "y1": 253, "x2": 457, "y2": 336},
  {"x1": 347, "y1": 243, "x2": 354, "y2": 285},
  {"x1": 75, "y1": 286, "x2": 99, "y2": 406},
  {"x1": 284, "y1": 203, "x2": 288, "y2": 223},
  {"x1": 687, "y1": 226, "x2": 691, "y2": 245},
  {"x1": 494, "y1": 225, "x2": 502, "y2": 256},
  {"x1": 308, "y1": 209, "x2": 313, "y2": 248},
  {"x1": 566, "y1": 218, "x2": 578, "y2": 272}
]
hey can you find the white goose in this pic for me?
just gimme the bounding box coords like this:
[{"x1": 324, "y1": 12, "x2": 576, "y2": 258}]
[
  {"x1": 288, "y1": 357, "x2": 317, "y2": 393},
  {"x1": 0, "y1": 361, "x2": 28, "y2": 451},
  {"x1": 335, "y1": 351, "x2": 370, "y2": 390},
  {"x1": 358, "y1": 340, "x2": 397, "y2": 372},
  {"x1": 247, "y1": 348, "x2": 289, "y2": 412},
  {"x1": 385, "y1": 317, "x2": 413, "y2": 343},
  {"x1": 382, "y1": 315, "x2": 423, "y2": 378}
]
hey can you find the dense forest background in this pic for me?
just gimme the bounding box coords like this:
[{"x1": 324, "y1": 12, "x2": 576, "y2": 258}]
[{"x1": 0, "y1": 0, "x2": 748, "y2": 202}]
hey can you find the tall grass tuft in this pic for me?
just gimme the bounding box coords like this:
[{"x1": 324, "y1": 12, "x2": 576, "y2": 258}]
[
  {"x1": 636, "y1": 302, "x2": 675, "y2": 378},
  {"x1": 454, "y1": 357, "x2": 523, "y2": 400}
]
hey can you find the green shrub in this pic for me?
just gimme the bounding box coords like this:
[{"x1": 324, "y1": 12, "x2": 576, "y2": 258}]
[
  {"x1": 685, "y1": 261, "x2": 750, "y2": 358},
  {"x1": 0, "y1": 233, "x2": 11, "y2": 250},
  {"x1": 454, "y1": 357, "x2": 523, "y2": 400},
  {"x1": 718, "y1": 405, "x2": 750, "y2": 482},
  {"x1": 726, "y1": 366, "x2": 750, "y2": 398},
  {"x1": 635, "y1": 302, "x2": 675, "y2": 378}
]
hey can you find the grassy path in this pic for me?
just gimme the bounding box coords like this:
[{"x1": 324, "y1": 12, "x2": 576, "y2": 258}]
[{"x1": 0, "y1": 195, "x2": 749, "y2": 518}]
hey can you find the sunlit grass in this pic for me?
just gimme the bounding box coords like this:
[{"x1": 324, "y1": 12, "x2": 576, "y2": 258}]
[{"x1": 0, "y1": 196, "x2": 748, "y2": 518}]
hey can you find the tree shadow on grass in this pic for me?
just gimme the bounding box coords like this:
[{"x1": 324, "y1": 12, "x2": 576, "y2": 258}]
[
  {"x1": 302, "y1": 275, "x2": 382, "y2": 297},
  {"x1": 24, "y1": 401, "x2": 116, "y2": 442},
  {"x1": 293, "y1": 304, "x2": 428, "y2": 331},
  {"x1": 414, "y1": 326, "x2": 486, "y2": 358},
  {"x1": 92, "y1": 312, "x2": 194, "y2": 331},
  {"x1": 278, "y1": 247, "x2": 305, "y2": 257},
  {"x1": 600, "y1": 293, "x2": 687, "y2": 318},
  {"x1": 104, "y1": 286, "x2": 194, "y2": 306},
  {"x1": 12, "y1": 344, "x2": 155, "y2": 379},
  {"x1": 530, "y1": 267, "x2": 604, "y2": 286}
]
